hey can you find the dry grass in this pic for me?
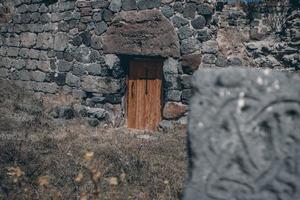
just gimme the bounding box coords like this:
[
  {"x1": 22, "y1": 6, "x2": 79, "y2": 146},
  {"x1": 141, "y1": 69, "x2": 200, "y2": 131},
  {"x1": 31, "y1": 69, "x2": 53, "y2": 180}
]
[{"x1": 0, "y1": 79, "x2": 187, "y2": 200}]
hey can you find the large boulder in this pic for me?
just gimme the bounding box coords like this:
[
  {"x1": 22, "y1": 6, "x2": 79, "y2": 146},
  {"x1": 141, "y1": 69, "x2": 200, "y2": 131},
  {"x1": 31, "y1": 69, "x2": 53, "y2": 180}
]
[
  {"x1": 102, "y1": 10, "x2": 180, "y2": 57},
  {"x1": 184, "y1": 67, "x2": 300, "y2": 200}
]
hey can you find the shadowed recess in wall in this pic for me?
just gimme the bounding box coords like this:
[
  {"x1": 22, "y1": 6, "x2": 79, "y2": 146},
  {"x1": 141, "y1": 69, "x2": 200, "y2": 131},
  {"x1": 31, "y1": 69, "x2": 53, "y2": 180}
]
[{"x1": 41, "y1": 0, "x2": 58, "y2": 6}]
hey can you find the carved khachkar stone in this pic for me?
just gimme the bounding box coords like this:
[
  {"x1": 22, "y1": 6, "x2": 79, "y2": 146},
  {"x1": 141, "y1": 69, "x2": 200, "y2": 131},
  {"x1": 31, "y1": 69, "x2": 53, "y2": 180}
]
[{"x1": 184, "y1": 67, "x2": 300, "y2": 200}]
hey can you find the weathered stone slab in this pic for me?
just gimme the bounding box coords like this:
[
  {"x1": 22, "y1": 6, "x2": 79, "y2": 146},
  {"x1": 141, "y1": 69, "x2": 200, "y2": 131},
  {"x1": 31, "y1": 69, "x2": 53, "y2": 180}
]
[
  {"x1": 36, "y1": 32, "x2": 54, "y2": 49},
  {"x1": 15, "y1": 81, "x2": 59, "y2": 94},
  {"x1": 54, "y1": 32, "x2": 69, "y2": 51},
  {"x1": 163, "y1": 57, "x2": 180, "y2": 74},
  {"x1": 66, "y1": 72, "x2": 80, "y2": 87},
  {"x1": 109, "y1": 0, "x2": 122, "y2": 12},
  {"x1": 122, "y1": 0, "x2": 137, "y2": 10},
  {"x1": 20, "y1": 32, "x2": 37, "y2": 48},
  {"x1": 31, "y1": 71, "x2": 46, "y2": 82},
  {"x1": 137, "y1": 0, "x2": 160, "y2": 10},
  {"x1": 165, "y1": 89, "x2": 182, "y2": 102},
  {"x1": 102, "y1": 10, "x2": 180, "y2": 57},
  {"x1": 0, "y1": 68, "x2": 8, "y2": 78},
  {"x1": 81, "y1": 75, "x2": 122, "y2": 94},
  {"x1": 184, "y1": 67, "x2": 300, "y2": 200}
]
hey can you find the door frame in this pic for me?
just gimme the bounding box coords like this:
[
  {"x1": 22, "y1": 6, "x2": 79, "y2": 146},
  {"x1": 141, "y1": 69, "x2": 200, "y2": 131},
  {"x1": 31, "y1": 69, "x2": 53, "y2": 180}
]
[{"x1": 122, "y1": 55, "x2": 165, "y2": 130}]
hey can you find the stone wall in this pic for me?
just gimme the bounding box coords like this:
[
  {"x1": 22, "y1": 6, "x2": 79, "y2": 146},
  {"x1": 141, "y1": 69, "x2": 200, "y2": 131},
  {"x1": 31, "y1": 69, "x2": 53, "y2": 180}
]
[
  {"x1": 0, "y1": 0, "x2": 298, "y2": 128},
  {"x1": 184, "y1": 67, "x2": 300, "y2": 200},
  {"x1": 217, "y1": 1, "x2": 300, "y2": 70},
  {"x1": 0, "y1": 0, "x2": 219, "y2": 128}
]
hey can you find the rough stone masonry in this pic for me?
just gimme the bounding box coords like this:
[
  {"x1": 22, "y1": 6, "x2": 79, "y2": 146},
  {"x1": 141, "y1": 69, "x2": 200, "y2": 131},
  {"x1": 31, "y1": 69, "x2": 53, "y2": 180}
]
[
  {"x1": 0, "y1": 0, "x2": 298, "y2": 128},
  {"x1": 0, "y1": 0, "x2": 220, "y2": 128},
  {"x1": 184, "y1": 67, "x2": 300, "y2": 200}
]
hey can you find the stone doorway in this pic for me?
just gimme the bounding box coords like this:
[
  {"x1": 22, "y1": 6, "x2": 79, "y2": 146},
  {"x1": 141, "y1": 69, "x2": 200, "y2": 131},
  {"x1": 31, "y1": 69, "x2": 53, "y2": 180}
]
[{"x1": 126, "y1": 58, "x2": 163, "y2": 131}]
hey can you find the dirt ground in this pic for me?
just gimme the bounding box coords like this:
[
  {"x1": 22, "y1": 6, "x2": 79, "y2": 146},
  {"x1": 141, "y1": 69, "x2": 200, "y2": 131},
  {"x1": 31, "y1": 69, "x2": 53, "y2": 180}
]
[{"x1": 0, "y1": 79, "x2": 187, "y2": 200}]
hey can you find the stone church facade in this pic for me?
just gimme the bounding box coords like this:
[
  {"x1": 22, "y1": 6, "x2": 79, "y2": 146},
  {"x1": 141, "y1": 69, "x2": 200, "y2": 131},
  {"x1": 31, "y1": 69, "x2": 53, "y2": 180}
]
[{"x1": 0, "y1": 0, "x2": 299, "y2": 130}]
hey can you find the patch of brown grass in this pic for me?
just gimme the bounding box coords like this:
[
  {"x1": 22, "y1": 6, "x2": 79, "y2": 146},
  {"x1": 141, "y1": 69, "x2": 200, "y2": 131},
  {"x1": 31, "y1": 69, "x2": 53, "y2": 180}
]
[{"x1": 0, "y1": 80, "x2": 187, "y2": 200}]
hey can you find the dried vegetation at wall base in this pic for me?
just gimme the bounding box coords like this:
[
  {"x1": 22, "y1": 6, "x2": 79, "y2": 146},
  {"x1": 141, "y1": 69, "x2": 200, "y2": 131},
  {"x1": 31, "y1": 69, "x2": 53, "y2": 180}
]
[{"x1": 0, "y1": 80, "x2": 187, "y2": 200}]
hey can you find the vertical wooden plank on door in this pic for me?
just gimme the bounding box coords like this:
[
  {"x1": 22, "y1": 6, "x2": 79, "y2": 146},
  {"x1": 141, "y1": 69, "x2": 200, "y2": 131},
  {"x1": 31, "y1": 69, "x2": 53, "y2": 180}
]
[
  {"x1": 128, "y1": 61, "x2": 137, "y2": 129},
  {"x1": 127, "y1": 62, "x2": 134, "y2": 129},
  {"x1": 136, "y1": 63, "x2": 147, "y2": 129},
  {"x1": 127, "y1": 59, "x2": 163, "y2": 131},
  {"x1": 145, "y1": 61, "x2": 163, "y2": 130},
  {"x1": 128, "y1": 60, "x2": 146, "y2": 129}
]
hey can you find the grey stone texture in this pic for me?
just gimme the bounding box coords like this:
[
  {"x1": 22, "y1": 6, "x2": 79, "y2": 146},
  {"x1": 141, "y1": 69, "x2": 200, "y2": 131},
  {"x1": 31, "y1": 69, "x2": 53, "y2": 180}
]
[
  {"x1": 101, "y1": 9, "x2": 113, "y2": 22},
  {"x1": 12, "y1": 59, "x2": 26, "y2": 70},
  {"x1": 17, "y1": 70, "x2": 31, "y2": 81},
  {"x1": 5, "y1": 34, "x2": 20, "y2": 47},
  {"x1": 137, "y1": 0, "x2": 160, "y2": 10},
  {"x1": 161, "y1": 5, "x2": 174, "y2": 18},
  {"x1": 74, "y1": 46, "x2": 91, "y2": 63},
  {"x1": 191, "y1": 16, "x2": 206, "y2": 29},
  {"x1": 7, "y1": 47, "x2": 19, "y2": 57},
  {"x1": 178, "y1": 26, "x2": 194, "y2": 40},
  {"x1": 173, "y1": 2, "x2": 184, "y2": 13},
  {"x1": 87, "y1": 108, "x2": 107, "y2": 120},
  {"x1": 164, "y1": 73, "x2": 181, "y2": 90},
  {"x1": 37, "y1": 61, "x2": 51, "y2": 72},
  {"x1": 172, "y1": 16, "x2": 189, "y2": 28},
  {"x1": 46, "y1": 72, "x2": 66, "y2": 86},
  {"x1": 66, "y1": 72, "x2": 80, "y2": 87},
  {"x1": 93, "y1": 12, "x2": 102, "y2": 22},
  {"x1": 202, "y1": 54, "x2": 217, "y2": 64},
  {"x1": 163, "y1": 57, "x2": 179, "y2": 74},
  {"x1": 36, "y1": 33, "x2": 54, "y2": 49},
  {"x1": 95, "y1": 21, "x2": 108, "y2": 35},
  {"x1": 165, "y1": 90, "x2": 182, "y2": 102},
  {"x1": 17, "y1": 81, "x2": 59, "y2": 94},
  {"x1": 183, "y1": 3, "x2": 197, "y2": 19},
  {"x1": 181, "y1": 89, "x2": 192, "y2": 104},
  {"x1": 184, "y1": 67, "x2": 300, "y2": 200},
  {"x1": 109, "y1": 0, "x2": 122, "y2": 12},
  {"x1": 86, "y1": 63, "x2": 103, "y2": 76},
  {"x1": 202, "y1": 40, "x2": 219, "y2": 54},
  {"x1": 122, "y1": 0, "x2": 137, "y2": 10},
  {"x1": 181, "y1": 38, "x2": 202, "y2": 55},
  {"x1": 31, "y1": 71, "x2": 46, "y2": 82},
  {"x1": 228, "y1": 56, "x2": 243, "y2": 66},
  {"x1": 197, "y1": 3, "x2": 213, "y2": 15},
  {"x1": 215, "y1": 53, "x2": 227, "y2": 67},
  {"x1": 53, "y1": 32, "x2": 69, "y2": 51},
  {"x1": 72, "y1": 62, "x2": 86, "y2": 76},
  {"x1": 0, "y1": 68, "x2": 8, "y2": 78},
  {"x1": 180, "y1": 74, "x2": 192, "y2": 89},
  {"x1": 57, "y1": 60, "x2": 73, "y2": 72},
  {"x1": 81, "y1": 75, "x2": 122, "y2": 94}
]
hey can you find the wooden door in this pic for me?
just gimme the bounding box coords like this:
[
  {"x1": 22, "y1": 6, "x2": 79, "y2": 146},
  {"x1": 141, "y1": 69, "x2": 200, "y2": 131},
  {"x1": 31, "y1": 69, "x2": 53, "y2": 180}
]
[{"x1": 127, "y1": 59, "x2": 163, "y2": 131}]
